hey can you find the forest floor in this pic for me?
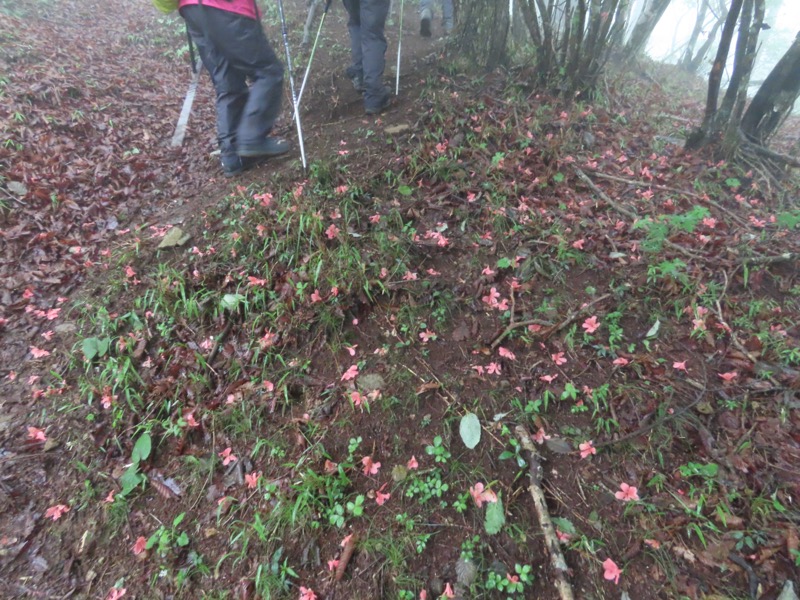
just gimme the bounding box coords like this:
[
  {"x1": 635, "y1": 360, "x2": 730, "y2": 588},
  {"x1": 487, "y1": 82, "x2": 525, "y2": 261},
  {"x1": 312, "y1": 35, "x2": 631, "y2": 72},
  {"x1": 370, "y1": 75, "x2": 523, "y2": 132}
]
[{"x1": 2, "y1": 1, "x2": 800, "y2": 599}]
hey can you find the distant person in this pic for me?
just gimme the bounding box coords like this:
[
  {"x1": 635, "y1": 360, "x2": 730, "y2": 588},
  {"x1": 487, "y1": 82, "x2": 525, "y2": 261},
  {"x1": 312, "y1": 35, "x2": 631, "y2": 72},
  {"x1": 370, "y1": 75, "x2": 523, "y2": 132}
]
[
  {"x1": 419, "y1": 0, "x2": 453, "y2": 37},
  {"x1": 178, "y1": 0, "x2": 290, "y2": 176},
  {"x1": 342, "y1": 0, "x2": 392, "y2": 115}
]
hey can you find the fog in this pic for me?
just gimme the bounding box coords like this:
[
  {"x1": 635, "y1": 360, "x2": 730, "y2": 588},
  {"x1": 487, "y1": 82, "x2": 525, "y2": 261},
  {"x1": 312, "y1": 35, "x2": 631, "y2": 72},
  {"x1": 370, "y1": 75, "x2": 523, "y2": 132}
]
[{"x1": 646, "y1": 0, "x2": 798, "y2": 93}]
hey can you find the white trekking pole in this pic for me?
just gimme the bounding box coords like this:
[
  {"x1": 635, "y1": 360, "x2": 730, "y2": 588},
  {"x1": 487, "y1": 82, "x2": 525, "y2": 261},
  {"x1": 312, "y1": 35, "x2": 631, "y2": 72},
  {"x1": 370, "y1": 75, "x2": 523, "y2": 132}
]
[
  {"x1": 395, "y1": 0, "x2": 404, "y2": 95},
  {"x1": 298, "y1": 0, "x2": 333, "y2": 105},
  {"x1": 276, "y1": 0, "x2": 307, "y2": 170}
]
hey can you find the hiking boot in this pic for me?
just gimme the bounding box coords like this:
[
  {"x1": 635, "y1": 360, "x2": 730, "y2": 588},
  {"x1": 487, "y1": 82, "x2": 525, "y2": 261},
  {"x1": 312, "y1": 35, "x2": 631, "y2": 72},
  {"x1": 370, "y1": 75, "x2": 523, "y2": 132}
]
[
  {"x1": 221, "y1": 153, "x2": 245, "y2": 177},
  {"x1": 420, "y1": 8, "x2": 432, "y2": 37},
  {"x1": 237, "y1": 137, "x2": 291, "y2": 158},
  {"x1": 350, "y1": 73, "x2": 365, "y2": 92},
  {"x1": 365, "y1": 87, "x2": 392, "y2": 115},
  {"x1": 345, "y1": 67, "x2": 365, "y2": 92}
]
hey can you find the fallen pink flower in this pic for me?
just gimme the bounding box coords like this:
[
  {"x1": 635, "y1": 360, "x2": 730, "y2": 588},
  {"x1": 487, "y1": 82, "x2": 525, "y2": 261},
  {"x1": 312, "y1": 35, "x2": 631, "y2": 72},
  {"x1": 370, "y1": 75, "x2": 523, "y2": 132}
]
[
  {"x1": 602, "y1": 558, "x2": 621, "y2": 584},
  {"x1": 218, "y1": 447, "x2": 237, "y2": 466},
  {"x1": 27, "y1": 426, "x2": 47, "y2": 442},
  {"x1": 45, "y1": 504, "x2": 70, "y2": 521},
  {"x1": 361, "y1": 455, "x2": 381, "y2": 476},
  {"x1": 673, "y1": 361, "x2": 687, "y2": 372},
  {"x1": 342, "y1": 364, "x2": 359, "y2": 381},
  {"x1": 407, "y1": 456, "x2": 419, "y2": 470},
  {"x1": 469, "y1": 482, "x2": 498, "y2": 507},
  {"x1": 614, "y1": 482, "x2": 639, "y2": 502},
  {"x1": 498, "y1": 347, "x2": 516, "y2": 361},
  {"x1": 245, "y1": 471, "x2": 261, "y2": 490},
  {"x1": 582, "y1": 316, "x2": 600, "y2": 334},
  {"x1": 132, "y1": 536, "x2": 147, "y2": 555},
  {"x1": 579, "y1": 441, "x2": 596, "y2": 459}
]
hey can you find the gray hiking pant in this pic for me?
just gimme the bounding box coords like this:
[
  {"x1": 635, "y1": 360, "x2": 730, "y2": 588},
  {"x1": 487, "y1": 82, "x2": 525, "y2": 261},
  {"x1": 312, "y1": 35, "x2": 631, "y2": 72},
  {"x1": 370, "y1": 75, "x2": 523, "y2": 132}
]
[
  {"x1": 342, "y1": 0, "x2": 390, "y2": 110},
  {"x1": 420, "y1": 0, "x2": 453, "y2": 31},
  {"x1": 180, "y1": 5, "x2": 283, "y2": 156}
]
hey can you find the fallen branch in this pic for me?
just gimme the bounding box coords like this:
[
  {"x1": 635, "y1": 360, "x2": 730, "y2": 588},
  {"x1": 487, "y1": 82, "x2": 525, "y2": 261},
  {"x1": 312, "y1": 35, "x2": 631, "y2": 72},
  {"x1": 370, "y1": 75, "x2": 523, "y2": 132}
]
[
  {"x1": 588, "y1": 171, "x2": 750, "y2": 228},
  {"x1": 515, "y1": 426, "x2": 575, "y2": 600},
  {"x1": 573, "y1": 168, "x2": 709, "y2": 263}
]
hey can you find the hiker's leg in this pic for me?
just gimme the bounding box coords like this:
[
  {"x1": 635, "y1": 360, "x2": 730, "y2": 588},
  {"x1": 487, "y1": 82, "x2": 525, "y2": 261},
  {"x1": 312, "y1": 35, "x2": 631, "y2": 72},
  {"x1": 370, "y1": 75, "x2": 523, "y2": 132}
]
[
  {"x1": 180, "y1": 5, "x2": 247, "y2": 156},
  {"x1": 441, "y1": 0, "x2": 454, "y2": 32},
  {"x1": 359, "y1": 0, "x2": 390, "y2": 110},
  {"x1": 205, "y1": 9, "x2": 284, "y2": 147},
  {"x1": 419, "y1": 0, "x2": 432, "y2": 36},
  {"x1": 342, "y1": 0, "x2": 363, "y2": 82}
]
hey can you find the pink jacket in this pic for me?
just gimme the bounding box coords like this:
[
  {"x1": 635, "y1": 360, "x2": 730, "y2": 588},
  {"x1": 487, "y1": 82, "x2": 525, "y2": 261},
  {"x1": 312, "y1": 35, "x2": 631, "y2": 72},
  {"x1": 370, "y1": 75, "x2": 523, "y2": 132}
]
[{"x1": 178, "y1": 0, "x2": 258, "y2": 20}]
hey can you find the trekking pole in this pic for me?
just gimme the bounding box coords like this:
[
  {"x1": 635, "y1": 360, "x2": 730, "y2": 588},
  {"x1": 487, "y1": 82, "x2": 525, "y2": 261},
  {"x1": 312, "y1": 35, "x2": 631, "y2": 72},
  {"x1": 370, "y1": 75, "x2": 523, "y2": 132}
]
[
  {"x1": 276, "y1": 0, "x2": 307, "y2": 170},
  {"x1": 298, "y1": 0, "x2": 333, "y2": 106},
  {"x1": 395, "y1": 0, "x2": 404, "y2": 95}
]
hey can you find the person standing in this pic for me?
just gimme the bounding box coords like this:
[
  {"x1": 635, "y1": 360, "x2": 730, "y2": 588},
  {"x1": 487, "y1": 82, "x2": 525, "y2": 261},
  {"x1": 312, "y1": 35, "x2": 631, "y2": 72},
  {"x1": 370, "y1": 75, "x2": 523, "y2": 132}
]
[
  {"x1": 342, "y1": 0, "x2": 392, "y2": 115},
  {"x1": 178, "y1": 0, "x2": 290, "y2": 176},
  {"x1": 419, "y1": 0, "x2": 453, "y2": 37}
]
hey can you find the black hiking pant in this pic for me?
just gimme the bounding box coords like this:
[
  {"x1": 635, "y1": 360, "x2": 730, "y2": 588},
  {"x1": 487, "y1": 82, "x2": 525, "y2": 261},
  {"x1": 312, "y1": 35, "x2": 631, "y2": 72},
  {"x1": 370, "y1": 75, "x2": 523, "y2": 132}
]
[
  {"x1": 180, "y1": 5, "x2": 283, "y2": 157},
  {"x1": 342, "y1": 0, "x2": 390, "y2": 110}
]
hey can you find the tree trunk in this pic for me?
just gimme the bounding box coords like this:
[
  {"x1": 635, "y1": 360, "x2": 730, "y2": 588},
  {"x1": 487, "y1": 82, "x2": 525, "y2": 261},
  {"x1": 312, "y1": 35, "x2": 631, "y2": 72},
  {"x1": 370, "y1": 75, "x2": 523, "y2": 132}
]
[
  {"x1": 685, "y1": 0, "x2": 745, "y2": 149},
  {"x1": 741, "y1": 31, "x2": 800, "y2": 143},
  {"x1": 687, "y1": 0, "x2": 728, "y2": 73},
  {"x1": 455, "y1": 0, "x2": 510, "y2": 69},
  {"x1": 624, "y1": 0, "x2": 672, "y2": 58},
  {"x1": 679, "y1": 0, "x2": 709, "y2": 69}
]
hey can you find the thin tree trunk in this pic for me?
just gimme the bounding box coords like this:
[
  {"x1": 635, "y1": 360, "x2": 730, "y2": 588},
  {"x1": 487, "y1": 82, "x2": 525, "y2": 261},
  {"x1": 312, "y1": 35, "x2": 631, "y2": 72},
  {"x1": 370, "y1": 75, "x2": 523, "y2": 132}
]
[
  {"x1": 687, "y1": 1, "x2": 728, "y2": 72},
  {"x1": 686, "y1": 0, "x2": 745, "y2": 149},
  {"x1": 741, "y1": 31, "x2": 800, "y2": 143},
  {"x1": 679, "y1": 0, "x2": 709, "y2": 69},
  {"x1": 624, "y1": 0, "x2": 672, "y2": 57}
]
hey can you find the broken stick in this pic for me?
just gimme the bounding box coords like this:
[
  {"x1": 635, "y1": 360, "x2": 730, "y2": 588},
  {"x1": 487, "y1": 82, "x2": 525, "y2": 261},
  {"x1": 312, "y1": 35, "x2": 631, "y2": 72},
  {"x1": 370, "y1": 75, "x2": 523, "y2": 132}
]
[{"x1": 515, "y1": 425, "x2": 575, "y2": 600}]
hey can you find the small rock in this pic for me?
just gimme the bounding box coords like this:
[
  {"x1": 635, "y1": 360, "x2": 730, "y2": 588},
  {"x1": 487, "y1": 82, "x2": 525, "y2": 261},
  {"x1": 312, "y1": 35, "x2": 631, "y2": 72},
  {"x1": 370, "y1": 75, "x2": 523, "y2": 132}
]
[
  {"x1": 158, "y1": 226, "x2": 191, "y2": 249},
  {"x1": 778, "y1": 581, "x2": 799, "y2": 600},
  {"x1": 7, "y1": 181, "x2": 27, "y2": 196},
  {"x1": 358, "y1": 373, "x2": 385, "y2": 393},
  {"x1": 391, "y1": 465, "x2": 409, "y2": 483},
  {"x1": 55, "y1": 323, "x2": 77, "y2": 334}
]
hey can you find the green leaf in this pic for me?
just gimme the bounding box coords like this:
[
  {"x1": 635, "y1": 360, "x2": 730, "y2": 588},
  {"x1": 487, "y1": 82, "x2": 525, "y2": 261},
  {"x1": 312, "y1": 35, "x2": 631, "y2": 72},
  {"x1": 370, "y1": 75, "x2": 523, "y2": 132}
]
[
  {"x1": 459, "y1": 413, "x2": 481, "y2": 449},
  {"x1": 173, "y1": 512, "x2": 186, "y2": 527},
  {"x1": 82, "y1": 338, "x2": 98, "y2": 361},
  {"x1": 82, "y1": 337, "x2": 110, "y2": 361},
  {"x1": 484, "y1": 497, "x2": 505, "y2": 535},
  {"x1": 220, "y1": 293, "x2": 246, "y2": 312},
  {"x1": 496, "y1": 257, "x2": 512, "y2": 269},
  {"x1": 551, "y1": 517, "x2": 577, "y2": 536},
  {"x1": 176, "y1": 532, "x2": 189, "y2": 547},
  {"x1": 398, "y1": 185, "x2": 413, "y2": 196},
  {"x1": 131, "y1": 432, "x2": 152, "y2": 463},
  {"x1": 120, "y1": 465, "x2": 144, "y2": 496},
  {"x1": 645, "y1": 319, "x2": 661, "y2": 338}
]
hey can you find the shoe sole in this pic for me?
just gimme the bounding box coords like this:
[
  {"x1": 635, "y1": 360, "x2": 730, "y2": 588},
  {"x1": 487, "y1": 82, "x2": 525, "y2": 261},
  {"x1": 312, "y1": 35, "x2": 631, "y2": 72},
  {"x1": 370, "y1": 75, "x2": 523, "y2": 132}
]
[
  {"x1": 420, "y1": 18, "x2": 431, "y2": 37},
  {"x1": 238, "y1": 146, "x2": 290, "y2": 158}
]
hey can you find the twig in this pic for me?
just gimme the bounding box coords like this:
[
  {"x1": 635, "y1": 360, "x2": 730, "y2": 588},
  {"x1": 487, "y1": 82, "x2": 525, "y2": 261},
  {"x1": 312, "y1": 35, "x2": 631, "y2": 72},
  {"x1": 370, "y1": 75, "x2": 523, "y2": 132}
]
[
  {"x1": 728, "y1": 552, "x2": 759, "y2": 600},
  {"x1": 588, "y1": 171, "x2": 750, "y2": 228},
  {"x1": 573, "y1": 168, "x2": 709, "y2": 262},
  {"x1": 207, "y1": 319, "x2": 234, "y2": 367},
  {"x1": 490, "y1": 293, "x2": 609, "y2": 349},
  {"x1": 713, "y1": 272, "x2": 781, "y2": 388},
  {"x1": 515, "y1": 426, "x2": 575, "y2": 600},
  {"x1": 739, "y1": 252, "x2": 797, "y2": 266},
  {"x1": 335, "y1": 533, "x2": 357, "y2": 582}
]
